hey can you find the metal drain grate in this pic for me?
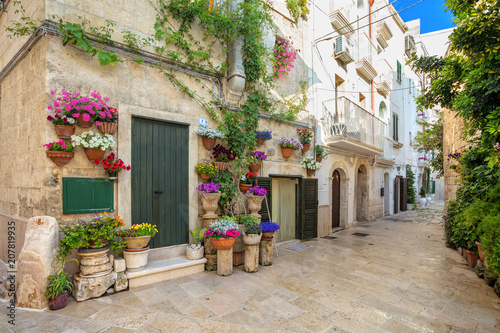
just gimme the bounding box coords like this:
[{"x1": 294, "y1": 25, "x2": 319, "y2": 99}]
[
  {"x1": 351, "y1": 232, "x2": 370, "y2": 237},
  {"x1": 321, "y1": 236, "x2": 337, "y2": 240}
]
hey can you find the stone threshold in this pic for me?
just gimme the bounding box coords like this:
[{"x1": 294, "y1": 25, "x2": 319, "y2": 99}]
[{"x1": 125, "y1": 256, "x2": 206, "y2": 288}]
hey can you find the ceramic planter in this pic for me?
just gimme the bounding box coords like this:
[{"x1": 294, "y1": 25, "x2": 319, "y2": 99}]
[
  {"x1": 54, "y1": 125, "x2": 75, "y2": 139},
  {"x1": 301, "y1": 143, "x2": 311, "y2": 152},
  {"x1": 257, "y1": 138, "x2": 265, "y2": 145},
  {"x1": 108, "y1": 172, "x2": 118, "y2": 180},
  {"x1": 202, "y1": 137, "x2": 216, "y2": 149},
  {"x1": 476, "y1": 241, "x2": 486, "y2": 262},
  {"x1": 247, "y1": 194, "x2": 265, "y2": 216},
  {"x1": 239, "y1": 183, "x2": 252, "y2": 193},
  {"x1": 307, "y1": 168, "x2": 315, "y2": 176},
  {"x1": 261, "y1": 231, "x2": 275, "y2": 240},
  {"x1": 46, "y1": 151, "x2": 74, "y2": 167},
  {"x1": 201, "y1": 192, "x2": 221, "y2": 218},
  {"x1": 200, "y1": 173, "x2": 211, "y2": 180},
  {"x1": 211, "y1": 237, "x2": 236, "y2": 250},
  {"x1": 186, "y1": 245, "x2": 204, "y2": 260},
  {"x1": 281, "y1": 148, "x2": 293, "y2": 158},
  {"x1": 77, "y1": 115, "x2": 93, "y2": 127},
  {"x1": 123, "y1": 235, "x2": 151, "y2": 249},
  {"x1": 98, "y1": 122, "x2": 118, "y2": 135},
  {"x1": 248, "y1": 163, "x2": 261, "y2": 173},
  {"x1": 419, "y1": 198, "x2": 426, "y2": 207},
  {"x1": 425, "y1": 197, "x2": 431, "y2": 206},
  {"x1": 48, "y1": 291, "x2": 69, "y2": 310},
  {"x1": 84, "y1": 147, "x2": 106, "y2": 161},
  {"x1": 316, "y1": 157, "x2": 323, "y2": 163},
  {"x1": 465, "y1": 249, "x2": 479, "y2": 268},
  {"x1": 213, "y1": 161, "x2": 228, "y2": 171},
  {"x1": 123, "y1": 248, "x2": 150, "y2": 271}
]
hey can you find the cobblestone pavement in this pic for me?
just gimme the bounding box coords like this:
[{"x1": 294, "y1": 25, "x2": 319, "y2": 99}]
[{"x1": 2, "y1": 202, "x2": 500, "y2": 332}]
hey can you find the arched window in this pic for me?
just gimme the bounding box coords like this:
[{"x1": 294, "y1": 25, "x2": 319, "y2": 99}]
[{"x1": 379, "y1": 101, "x2": 387, "y2": 120}]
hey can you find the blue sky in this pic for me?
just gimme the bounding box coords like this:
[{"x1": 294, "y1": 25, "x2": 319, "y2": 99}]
[{"x1": 392, "y1": 0, "x2": 455, "y2": 34}]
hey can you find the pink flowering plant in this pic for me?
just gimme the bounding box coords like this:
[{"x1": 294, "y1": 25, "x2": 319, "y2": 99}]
[
  {"x1": 204, "y1": 216, "x2": 240, "y2": 240},
  {"x1": 247, "y1": 185, "x2": 268, "y2": 196},
  {"x1": 197, "y1": 181, "x2": 221, "y2": 193},
  {"x1": 272, "y1": 36, "x2": 299, "y2": 80},
  {"x1": 43, "y1": 140, "x2": 74, "y2": 152},
  {"x1": 48, "y1": 89, "x2": 111, "y2": 126},
  {"x1": 278, "y1": 137, "x2": 303, "y2": 150}
]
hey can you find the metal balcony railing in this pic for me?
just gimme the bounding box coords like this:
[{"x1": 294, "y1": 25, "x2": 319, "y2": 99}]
[{"x1": 322, "y1": 97, "x2": 386, "y2": 150}]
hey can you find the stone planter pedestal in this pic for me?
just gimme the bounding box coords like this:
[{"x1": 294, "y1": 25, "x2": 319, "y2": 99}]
[
  {"x1": 217, "y1": 248, "x2": 233, "y2": 276},
  {"x1": 233, "y1": 224, "x2": 245, "y2": 266},
  {"x1": 259, "y1": 238, "x2": 273, "y2": 266},
  {"x1": 203, "y1": 217, "x2": 218, "y2": 271},
  {"x1": 201, "y1": 192, "x2": 221, "y2": 219},
  {"x1": 243, "y1": 233, "x2": 262, "y2": 273},
  {"x1": 248, "y1": 194, "x2": 265, "y2": 221}
]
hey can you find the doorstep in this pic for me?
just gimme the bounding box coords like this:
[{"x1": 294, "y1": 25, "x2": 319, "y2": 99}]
[{"x1": 125, "y1": 256, "x2": 206, "y2": 288}]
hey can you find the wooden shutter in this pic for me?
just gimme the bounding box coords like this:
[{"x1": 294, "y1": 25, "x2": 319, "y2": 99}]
[
  {"x1": 400, "y1": 178, "x2": 408, "y2": 211},
  {"x1": 301, "y1": 178, "x2": 318, "y2": 239},
  {"x1": 63, "y1": 177, "x2": 114, "y2": 214},
  {"x1": 397, "y1": 60, "x2": 402, "y2": 82},
  {"x1": 256, "y1": 177, "x2": 272, "y2": 222}
]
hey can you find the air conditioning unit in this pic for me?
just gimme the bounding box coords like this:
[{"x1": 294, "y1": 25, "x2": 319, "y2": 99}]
[
  {"x1": 334, "y1": 36, "x2": 354, "y2": 65},
  {"x1": 405, "y1": 35, "x2": 416, "y2": 57}
]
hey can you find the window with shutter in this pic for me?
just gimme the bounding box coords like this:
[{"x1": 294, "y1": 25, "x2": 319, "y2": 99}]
[
  {"x1": 256, "y1": 177, "x2": 272, "y2": 222},
  {"x1": 397, "y1": 60, "x2": 402, "y2": 82},
  {"x1": 63, "y1": 178, "x2": 114, "y2": 214},
  {"x1": 392, "y1": 113, "x2": 399, "y2": 142}
]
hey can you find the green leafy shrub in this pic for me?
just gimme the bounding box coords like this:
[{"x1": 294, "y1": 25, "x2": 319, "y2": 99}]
[{"x1": 479, "y1": 215, "x2": 500, "y2": 273}]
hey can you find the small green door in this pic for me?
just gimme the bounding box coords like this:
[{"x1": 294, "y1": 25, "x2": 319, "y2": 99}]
[
  {"x1": 131, "y1": 117, "x2": 189, "y2": 248},
  {"x1": 301, "y1": 178, "x2": 318, "y2": 240}
]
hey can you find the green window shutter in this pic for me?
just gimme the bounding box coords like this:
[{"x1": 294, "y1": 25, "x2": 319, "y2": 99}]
[
  {"x1": 301, "y1": 178, "x2": 318, "y2": 240},
  {"x1": 336, "y1": 37, "x2": 343, "y2": 54},
  {"x1": 392, "y1": 113, "x2": 399, "y2": 141},
  {"x1": 397, "y1": 60, "x2": 402, "y2": 82},
  {"x1": 432, "y1": 181, "x2": 436, "y2": 194},
  {"x1": 256, "y1": 177, "x2": 272, "y2": 222},
  {"x1": 63, "y1": 177, "x2": 114, "y2": 214}
]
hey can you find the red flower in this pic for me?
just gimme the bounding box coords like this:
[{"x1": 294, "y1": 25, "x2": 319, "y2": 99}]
[
  {"x1": 94, "y1": 159, "x2": 100, "y2": 165},
  {"x1": 113, "y1": 163, "x2": 118, "y2": 168},
  {"x1": 126, "y1": 165, "x2": 131, "y2": 171},
  {"x1": 110, "y1": 152, "x2": 115, "y2": 158},
  {"x1": 104, "y1": 167, "x2": 109, "y2": 171},
  {"x1": 118, "y1": 160, "x2": 124, "y2": 167},
  {"x1": 107, "y1": 155, "x2": 113, "y2": 161},
  {"x1": 111, "y1": 166, "x2": 117, "y2": 171}
]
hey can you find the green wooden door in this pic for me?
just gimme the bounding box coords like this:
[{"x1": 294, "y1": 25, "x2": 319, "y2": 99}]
[
  {"x1": 132, "y1": 117, "x2": 189, "y2": 248},
  {"x1": 301, "y1": 178, "x2": 318, "y2": 240}
]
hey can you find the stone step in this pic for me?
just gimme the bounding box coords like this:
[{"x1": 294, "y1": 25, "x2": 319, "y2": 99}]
[{"x1": 125, "y1": 257, "x2": 206, "y2": 288}]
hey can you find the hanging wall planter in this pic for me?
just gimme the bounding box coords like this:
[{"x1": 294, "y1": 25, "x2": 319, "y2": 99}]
[
  {"x1": 316, "y1": 157, "x2": 322, "y2": 163},
  {"x1": 281, "y1": 148, "x2": 293, "y2": 158},
  {"x1": 54, "y1": 125, "x2": 75, "y2": 139},
  {"x1": 77, "y1": 115, "x2": 93, "y2": 128},
  {"x1": 84, "y1": 148, "x2": 106, "y2": 161},
  {"x1": 46, "y1": 151, "x2": 74, "y2": 167},
  {"x1": 239, "y1": 184, "x2": 252, "y2": 193},
  {"x1": 213, "y1": 161, "x2": 229, "y2": 171},
  {"x1": 257, "y1": 138, "x2": 265, "y2": 145},
  {"x1": 307, "y1": 168, "x2": 315, "y2": 176},
  {"x1": 98, "y1": 122, "x2": 118, "y2": 135},
  {"x1": 200, "y1": 174, "x2": 211, "y2": 180},
  {"x1": 248, "y1": 163, "x2": 261, "y2": 173},
  {"x1": 202, "y1": 137, "x2": 216, "y2": 149},
  {"x1": 301, "y1": 143, "x2": 311, "y2": 152}
]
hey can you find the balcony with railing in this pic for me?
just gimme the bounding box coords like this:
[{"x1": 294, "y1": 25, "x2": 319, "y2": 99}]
[
  {"x1": 375, "y1": 73, "x2": 392, "y2": 97},
  {"x1": 376, "y1": 140, "x2": 395, "y2": 166},
  {"x1": 329, "y1": 9, "x2": 355, "y2": 38},
  {"x1": 353, "y1": 33, "x2": 378, "y2": 81},
  {"x1": 321, "y1": 97, "x2": 386, "y2": 155}
]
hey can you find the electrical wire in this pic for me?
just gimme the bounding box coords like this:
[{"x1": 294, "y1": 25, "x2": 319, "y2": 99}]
[{"x1": 316, "y1": 85, "x2": 421, "y2": 94}]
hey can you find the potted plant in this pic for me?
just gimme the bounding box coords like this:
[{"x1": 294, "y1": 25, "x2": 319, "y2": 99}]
[
  {"x1": 94, "y1": 152, "x2": 131, "y2": 180},
  {"x1": 301, "y1": 156, "x2": 321, "y2": 176},
  {"x1": 44, "y1": 258, "x2": 74, "y2": 310},
  {"x1": 95, "y1": 107, "x2": 119, "y2": 134},
  {"x1": 241, "y1": 216, "x2": 261, "y2": 243},
  {"x1": 240, "y1": 172, "x2": 257, "y2": 193},
  {"x1": 120, "y1": 223, "x2": 158, "y2": 271},
  {"x1": 278, "y1": 137, "x2": 303, "y2": 158},
  {"x1": 196, "y1": 127, "x2": 225, "y2": 149},
  {"x1": 259, "y1": 221, "x2": 280, "y2": 240},
  {"x1": 255, "y1": 130, "x2": 272, "y2": 145},
  {"x1": 247, "y1": 185, "x2": 267, "y2": 216},
  {"x1": 197, "y1": 181, "x2": 221, "y2": 218},
  {"x1": 315, "y1": 145, "x2": 328, "y2": 162},
  {"x1": 204, "y1": 216, "x2": 240, "y2": 250},
  {"x1": 71, "y1": 131, "x2": 116, "y2": 161},
  {"x1": 44, "y1": 140, "x2": 75, "y2": 167},
  {"x1": 297, "y1": 129, "x2": 313, "y2": 152},
  {"x1": 195, "y1": 163, "x2": 218, "y2": 180},
  {"x1": 247, "y1": 151, "x2": 267, "y2": 172},
  {"x1": 212, "y1": 144, "x2": 236, "y2": 171},
  {"x1": 419, "y1": 187, "x2": 427, "y2": 207},
  {"x1": 242, "y1": 216, "x2": 262, "y2": 273},
  {"x1": 46, "y1": 113, "x2": 76, "y2": 139},
  {"x1": 186, "y1": 226, "x2": 207, "y2": 260}
]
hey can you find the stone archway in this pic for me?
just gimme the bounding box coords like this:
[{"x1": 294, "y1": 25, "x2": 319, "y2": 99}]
[
  {"x1": 332, "y1": 168, "x2": 348, "y2": 228},
  {"x1": 356, "y1": 164, "x2": 368, "y2": 222}
]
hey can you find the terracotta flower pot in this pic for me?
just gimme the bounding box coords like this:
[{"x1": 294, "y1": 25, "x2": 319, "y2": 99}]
[
  {"x1": 46, "y1": 151, "x2": 74, "y2": 167},
  {"x1": 476, "y1": 241, "x2": 486, "y2": 262},
  {"x1": 213, "y1": 161, "x2": 228, "y2": 171},
  {"x1": 200, "y1": 174, "x2": 211, "y2": 180},
  {"x1": 54, "y1": 125, "x2": 75, "y2": 139},
  {"x1": 124, "y1": 246, "x2": 149, "y2": 252},
  {"x1": 77, "y1": 115, "x2": 93, "y2": 128},
  {"x1": 49, "y1": 291, "x2": 69, "y2": 310},
  {"x1": 316, "y1": 157, "x2": 323, "y2": 163},
  {"x1": 261, "y1": 231, "x2": 275, "y2": 240},
  {"x1": 301, "y1": 143, "x2": 311, "y2": 152},
  {"x1": 248, "y1": 163, "x2": 261, "y2": 173},
  {"x1": 202, "y1": 137, "x2": 216, "y2": 149},
  {"x1": 465, "y1": 249, "x2": 479, "y2": 268},
  {"x1": 281, "y1": 148, "x2": 293, "y2": 158},
  {"x1": 239, "y1": 183, "x2": 252, "y2": 193},
  {"x1": 123, "y1": 236, "x2": 151, "y2": 249},
  {"x1": 257, "y1": 138, "x2": 265, "y2": 145},
  {"x1": 84, "y1": 147, "x2": 106, "y2": 161},
  {"x1": 248, "y1": 194, "x2": 265, "y2": 216},
  {"x1": 201, "y1": 192, "x2": 221, "y2": 218},
  {"x1": 98, "y1": 122, "x2": 118, "y2": 135},
  {"x1": 307, "y1": 168, "x2": 315, "y2": 176},
  {"x1": 211, "y1": 237, "x2": 236, "y2": 250}
]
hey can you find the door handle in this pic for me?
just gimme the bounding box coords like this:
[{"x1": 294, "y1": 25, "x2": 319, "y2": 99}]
[{"x1": 154, "y1": 190, "x2": 164, "y2": 194}]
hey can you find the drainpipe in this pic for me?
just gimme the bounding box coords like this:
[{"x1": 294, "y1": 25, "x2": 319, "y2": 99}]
[
  {"x1": 369, "y1": 1, "x2": 375, "y2": 146},
  {"x1": 226, "y1": 0, "x2": 246, "y2": 106}
]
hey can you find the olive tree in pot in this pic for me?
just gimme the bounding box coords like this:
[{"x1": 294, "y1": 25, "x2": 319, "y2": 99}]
[{"x1": 187, "y1": 227, "x2": 207, "y2": 260}]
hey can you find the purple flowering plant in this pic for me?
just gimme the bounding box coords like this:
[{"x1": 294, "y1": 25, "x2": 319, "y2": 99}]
[
  {"x1": 259, "y1": 221, "x2": 281, "y2": 233},
  {"x1": 248, "y1": 185, "x2": 268, "y2": 196},
  {"x1": 278, "y1": 137, "x2": 303, "y2": 150},
  {"x1": 248, "y1": 151, "x2": 268, "y2": 164},
  {"x1": 197, "y1": 181, "x2": 221, "y2": 193}
]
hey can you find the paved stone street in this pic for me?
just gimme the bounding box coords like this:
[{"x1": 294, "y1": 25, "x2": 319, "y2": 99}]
[{"x1": 2, "y1": 202, "x2": 500, "y2": 332}]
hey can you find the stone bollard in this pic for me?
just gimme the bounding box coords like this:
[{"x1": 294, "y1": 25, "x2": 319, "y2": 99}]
[
  {"x1": 217, "y1": 248, "x2": 233, "y2": 276},
  {"x1": 259, "y1": 239, "x2": 273, "y2": 266},
  {"x1": 243, "y1": 233, "x2": 262, "y2": 273},
  {"x1": 203, "y1": 217, "x2": 218, "y2": 271}
]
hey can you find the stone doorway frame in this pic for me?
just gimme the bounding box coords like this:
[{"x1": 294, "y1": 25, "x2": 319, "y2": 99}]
[
  {"x1": 328, "y1": 162, "x2": 349, "y2": 229},
  {"x1": 354, "y1": 159, "x2": 370, "y2": 223}
]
